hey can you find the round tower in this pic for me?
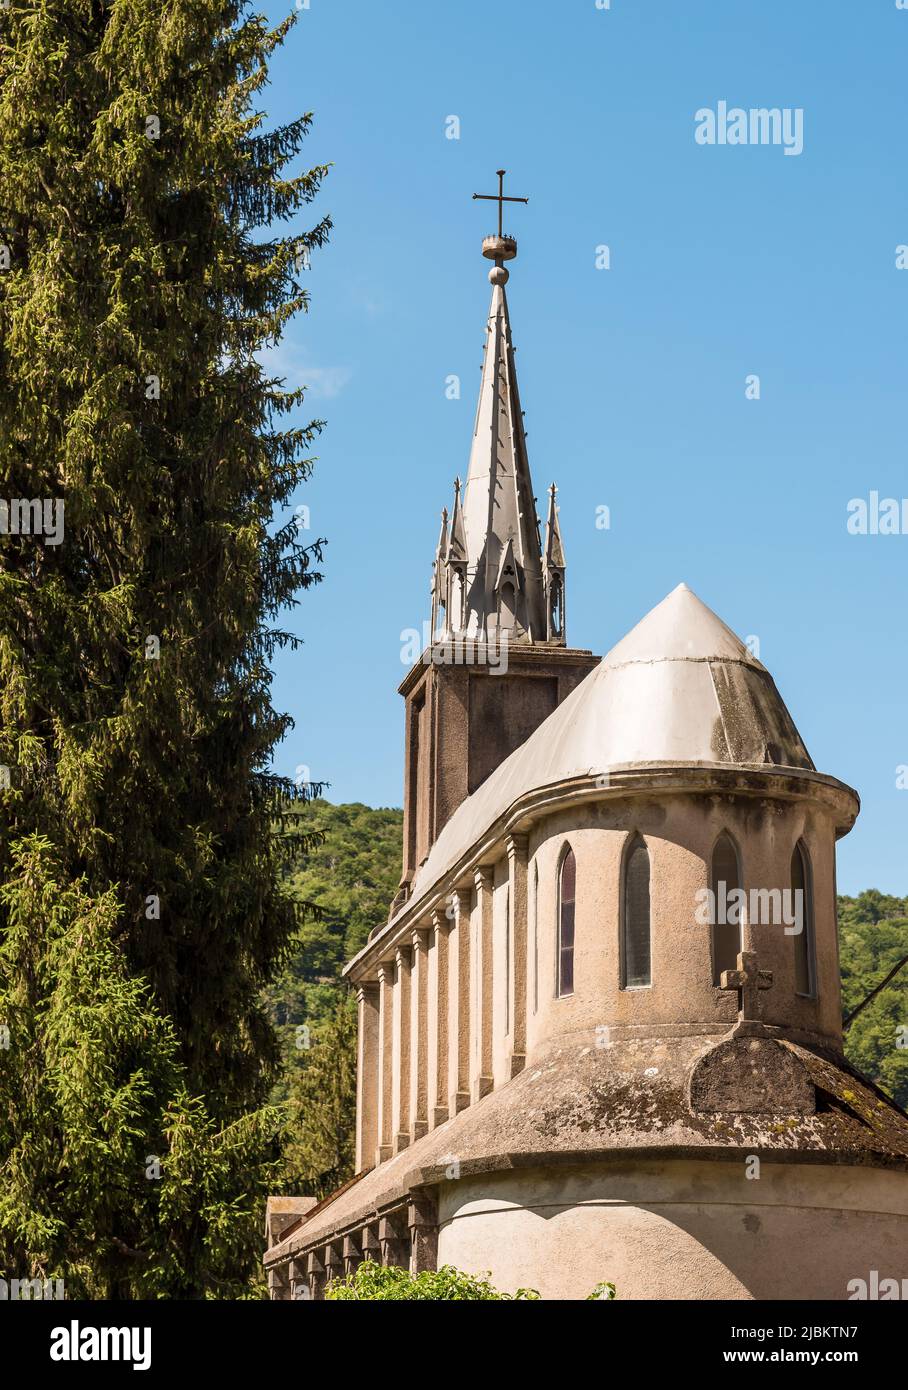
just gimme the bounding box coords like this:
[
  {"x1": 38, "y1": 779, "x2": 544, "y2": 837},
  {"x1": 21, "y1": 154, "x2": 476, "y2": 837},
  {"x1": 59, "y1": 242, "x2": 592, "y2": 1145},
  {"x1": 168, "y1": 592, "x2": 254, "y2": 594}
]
[{"x1": 421, "y1": 584, "x2": 908, "y2": 1299}]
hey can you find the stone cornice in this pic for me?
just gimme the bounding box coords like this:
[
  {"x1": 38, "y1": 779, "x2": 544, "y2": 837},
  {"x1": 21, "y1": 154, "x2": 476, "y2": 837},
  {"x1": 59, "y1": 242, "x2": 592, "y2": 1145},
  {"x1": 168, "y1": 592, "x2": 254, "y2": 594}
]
[{"x1": 397, "y1": 643, "x2": 598, "y2": 697}]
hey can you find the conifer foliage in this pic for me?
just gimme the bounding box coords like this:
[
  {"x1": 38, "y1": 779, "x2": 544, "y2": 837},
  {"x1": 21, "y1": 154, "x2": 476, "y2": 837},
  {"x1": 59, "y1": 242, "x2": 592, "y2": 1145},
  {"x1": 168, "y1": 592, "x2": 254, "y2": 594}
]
[{"x1": 0, "y1": 1, "x2": 328, "y2": 1294}]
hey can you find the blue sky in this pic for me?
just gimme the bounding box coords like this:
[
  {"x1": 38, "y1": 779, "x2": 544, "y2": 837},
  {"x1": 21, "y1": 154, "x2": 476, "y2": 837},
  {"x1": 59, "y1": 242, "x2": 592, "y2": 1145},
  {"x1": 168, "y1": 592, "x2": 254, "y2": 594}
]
[{"x1": 260, "y1": 0, "x2": 908, "y2": 896}]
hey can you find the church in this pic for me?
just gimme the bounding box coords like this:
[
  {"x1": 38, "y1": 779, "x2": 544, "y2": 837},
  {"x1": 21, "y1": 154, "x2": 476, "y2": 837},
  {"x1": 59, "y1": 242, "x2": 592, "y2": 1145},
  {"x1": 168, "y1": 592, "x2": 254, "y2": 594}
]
[{"x1": 264, "y1": 179, "x2": 908, "y2": 1300}]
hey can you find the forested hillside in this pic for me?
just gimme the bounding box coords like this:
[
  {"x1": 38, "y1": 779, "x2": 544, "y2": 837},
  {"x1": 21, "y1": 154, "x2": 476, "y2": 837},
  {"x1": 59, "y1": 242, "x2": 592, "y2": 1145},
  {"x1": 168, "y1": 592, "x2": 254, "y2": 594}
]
[
  {"x1": 839, "y1": 891, "x2": 908, "y2": 1109},
  {"x1": 266, "y1": 801, "x2": 403, "y2": 1197},
  {"x1": 269, "y1": 805, "x2": 908, "y2": 1199}
]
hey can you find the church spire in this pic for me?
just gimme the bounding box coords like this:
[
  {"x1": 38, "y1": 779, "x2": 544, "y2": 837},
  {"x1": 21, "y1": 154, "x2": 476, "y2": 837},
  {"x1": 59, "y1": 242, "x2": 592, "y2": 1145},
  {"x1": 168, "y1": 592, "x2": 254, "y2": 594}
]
[{"x1": 428, "y1": 171, "x2": 562, "y2": 645}]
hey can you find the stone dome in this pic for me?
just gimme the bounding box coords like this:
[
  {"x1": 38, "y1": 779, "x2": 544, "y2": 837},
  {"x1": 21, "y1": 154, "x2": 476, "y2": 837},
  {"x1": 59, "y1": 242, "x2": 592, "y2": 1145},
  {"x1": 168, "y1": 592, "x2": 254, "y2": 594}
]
[{"x1": 406, "y1": 583, "x2": 817, "y2": 907}]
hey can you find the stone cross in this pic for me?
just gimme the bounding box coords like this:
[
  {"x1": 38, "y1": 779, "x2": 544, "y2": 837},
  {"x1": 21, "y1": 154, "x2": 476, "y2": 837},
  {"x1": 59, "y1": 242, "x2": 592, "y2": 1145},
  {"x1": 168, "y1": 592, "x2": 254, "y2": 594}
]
[
  {"x1": 472, "y1": 169, "x2": 529, "y2": 238},
  {"x1": 720, "y1": 950, "x2": 773, "y2": 1038}
]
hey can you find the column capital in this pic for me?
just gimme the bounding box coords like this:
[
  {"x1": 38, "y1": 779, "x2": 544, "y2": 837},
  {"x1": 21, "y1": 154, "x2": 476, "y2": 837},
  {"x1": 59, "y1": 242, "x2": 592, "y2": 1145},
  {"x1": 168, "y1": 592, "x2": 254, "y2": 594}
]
[
  {"x1": 431, "y1": 906, "x2": 451, "y2": 934},
  {"x1": 506, "y1": 831, "x2": 529, "y2": 861},
  {"x1": 411, "y1": 922, "x2": 431, "y2": 951},
  {"x1": 356, "y1": 980, "x2": 380, "y2": 1004},
  {"x1": 474, "y1": 863, "x2": 494, "y2": 892},
  {"x1": 449, "y1": 885, "x2": 471, "y2": 917}
]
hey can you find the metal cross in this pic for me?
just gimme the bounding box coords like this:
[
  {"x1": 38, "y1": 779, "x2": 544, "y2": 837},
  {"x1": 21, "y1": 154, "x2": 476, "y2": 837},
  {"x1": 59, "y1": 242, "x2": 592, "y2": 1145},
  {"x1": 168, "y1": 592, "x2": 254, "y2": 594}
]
[
  {"x1": 720, "y1": 950, "x2": 773, "y2": 1032},
  {"x1": 472, "y1": 169, "x2": 528, "y2": 238}
]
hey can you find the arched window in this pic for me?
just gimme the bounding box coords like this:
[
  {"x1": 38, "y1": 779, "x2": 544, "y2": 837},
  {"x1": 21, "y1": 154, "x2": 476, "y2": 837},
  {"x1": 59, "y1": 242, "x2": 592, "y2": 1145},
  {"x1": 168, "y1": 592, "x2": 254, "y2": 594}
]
[
  {"x1": 550, "y1": 577, "x2": 563, "y2": 639},
  {"x1": 453, "y1": 569, "x2": 465, "y2": 633},
  {"x1": 711, "y1": 832, "x2": 743, "y2": 985},
  {"x1": 557, "y1": 848, "x2": 575, "y2": 997},
  {"x1": 622, "y1": 837, "x2": 651, "y2": 988},
  {"x1": 791, "y1": 840, "x2": 816, "y2": 997},
  {"x1": 500, "y1": 581, "x2": 516, "y2": 630}
]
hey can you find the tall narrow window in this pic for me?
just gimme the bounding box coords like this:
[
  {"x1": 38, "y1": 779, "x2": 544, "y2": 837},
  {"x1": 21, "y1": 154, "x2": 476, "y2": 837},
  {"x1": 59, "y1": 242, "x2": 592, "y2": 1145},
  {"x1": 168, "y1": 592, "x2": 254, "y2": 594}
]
[
  {"x1": 791, "y1": 840, "x2": 816, "y2": 997},
  {"x1": 711, "y1": 833, "x2": 743, "y2": 985},
  {"x1": 622, "y1": 837, "x2": 651, "y2": 988},
  {"x1": 557, "y1": 848, "x2": 575, "y2": 997},
  {"x1": 500, "y1": 581, "x2": 516, "y2": 631}
]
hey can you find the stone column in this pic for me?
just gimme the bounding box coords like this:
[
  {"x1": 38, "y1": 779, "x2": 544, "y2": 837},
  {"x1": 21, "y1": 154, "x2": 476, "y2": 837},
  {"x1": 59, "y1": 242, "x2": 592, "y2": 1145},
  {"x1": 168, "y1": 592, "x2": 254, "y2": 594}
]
[
  {"x1": 379, "y1": 1211, "x2": 408, "y2": 1269},
  {"x1": 361, "y1": 1224, "x2": 381, "y2": 1268},
  {"x1": 268, "y1": 1262, "x2": 290, "y2": 1301},
  {"x1": 375, "y1": 961, "x2": 394, "y2": 1165},
  {"x1": 306, "y1": 1249, "x2": 326, "y2": 1301},
  {"x1": 343, "y1": 1233, "x2": 362, "y2": 1277},
  {"x1": 471, "y1": 865, "x2": 494, "y2": 1101},
  {"x1": 507, "y1": 833, "x2": 528, "y2": 1077},
  {"x1": 354, "y1": 981, "x2": 380, "y2": 1173},
  {"x1": 324, "y1": 1239, "x2": 344, "y2": 1292},
  {"x1": 409, "y1": 925, "x2": 430, "y2": 1142},
  {"x1": 393, "y1": 946, "x2": 412, "y2": 1153},
  {"x1": 408, "y1": 1196, "x2": 439, "y2": 1275},
  {"x1": 428, "y1": 909, "x2": 449, "y2": 1128},
  {"x1": 289, "y1": 1258, "x2": 310, "y2": 1301},
  {"x1": 447, "y1": 888, "x2": 471, "y2": 1117}
]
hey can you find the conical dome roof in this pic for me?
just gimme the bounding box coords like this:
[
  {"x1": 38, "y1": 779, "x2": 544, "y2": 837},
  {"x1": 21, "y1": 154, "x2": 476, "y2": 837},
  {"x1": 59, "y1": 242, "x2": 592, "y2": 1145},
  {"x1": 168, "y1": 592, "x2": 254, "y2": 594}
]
[
  {"x1": 407, "y1": 584, "x2": 815, "y2": 905},
  {"x1": 584, "y1": 582, "x2": 813, "y2": 769}
]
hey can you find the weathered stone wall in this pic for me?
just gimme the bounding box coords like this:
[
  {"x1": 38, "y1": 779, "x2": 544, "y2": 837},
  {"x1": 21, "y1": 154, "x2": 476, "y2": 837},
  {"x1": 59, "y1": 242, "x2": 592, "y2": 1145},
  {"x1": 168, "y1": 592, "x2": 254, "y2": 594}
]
[
  {"x1": 526, "y1": 792, "x2": 843, "y2": 1060},
  {"x1": 437, "y1": 1159, "x2": 908, "y2": 1300}
]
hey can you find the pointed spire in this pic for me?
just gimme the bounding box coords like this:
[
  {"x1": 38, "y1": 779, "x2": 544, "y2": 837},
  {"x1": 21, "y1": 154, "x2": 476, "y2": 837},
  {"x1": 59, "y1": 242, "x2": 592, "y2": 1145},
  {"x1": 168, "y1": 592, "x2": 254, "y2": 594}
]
[
  {"x1": 425, "y1": 184, "x2": 568, "y2": 647},
  {"x1": 436, "y1": 505, "x2": 449, "y2": 558},
  {"x1": 458, "y1": 236, "x2": 547, "y2": 642},
  {"x1": 446, "y1": 477, "x2": 467, "y2": 565},
  {"x1": 430, "y1": 506, "x2": 448, "y2": 638},
  {"x1": 544, "y1": 483, "x2": 566, "y2": 569},
  {"x1": 543, "y1": 484, "x2": 567, "y2": 645}
]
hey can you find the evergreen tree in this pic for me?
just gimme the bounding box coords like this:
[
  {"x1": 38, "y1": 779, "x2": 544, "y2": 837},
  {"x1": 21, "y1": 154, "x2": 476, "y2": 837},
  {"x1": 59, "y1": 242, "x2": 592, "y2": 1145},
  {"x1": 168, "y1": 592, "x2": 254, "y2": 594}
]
[
  {"x1": 0, "y1": 1, "x2": 328, "y2": 1291},
  {"x1": 281, "y1": 995, "x2": 358, "y2": 1201},
  {"x1": 0, "y1": 836, "x2": 283, "y2": 1297},
  {"x1": 265, "y1": 802, "x2": 402, "y2": 1197}
]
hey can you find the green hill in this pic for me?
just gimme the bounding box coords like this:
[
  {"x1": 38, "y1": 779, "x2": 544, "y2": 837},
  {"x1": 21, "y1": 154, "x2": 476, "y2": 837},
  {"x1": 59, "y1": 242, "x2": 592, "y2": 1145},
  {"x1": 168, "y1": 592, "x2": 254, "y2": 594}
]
[{"x1": 839, "y1": 890, "x2": 908, "y2": 1109}]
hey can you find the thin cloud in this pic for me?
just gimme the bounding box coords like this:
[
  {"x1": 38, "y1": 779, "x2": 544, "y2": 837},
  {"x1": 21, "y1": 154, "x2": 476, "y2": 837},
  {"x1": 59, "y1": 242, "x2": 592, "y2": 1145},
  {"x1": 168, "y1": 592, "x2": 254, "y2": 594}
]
[{"x1": 258, "y1": 341, "x2": 352, "y2": 400}]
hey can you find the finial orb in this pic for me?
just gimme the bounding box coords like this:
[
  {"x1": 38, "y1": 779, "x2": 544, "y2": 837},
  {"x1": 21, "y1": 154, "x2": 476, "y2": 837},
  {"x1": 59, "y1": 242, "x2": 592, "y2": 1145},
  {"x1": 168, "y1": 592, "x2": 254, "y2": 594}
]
[{"x1": 488, "y1": 264, "x2": 509, "y2": 286}]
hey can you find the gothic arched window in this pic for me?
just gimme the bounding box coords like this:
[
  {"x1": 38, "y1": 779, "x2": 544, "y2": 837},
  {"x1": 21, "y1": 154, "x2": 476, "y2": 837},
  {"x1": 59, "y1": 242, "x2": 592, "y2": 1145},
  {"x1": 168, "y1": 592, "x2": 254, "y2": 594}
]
[
  {"x1": 550, "y1": 576, "x2": 563, "y2": 639},
  {"x1": 500, "y1": 580, "x2": 517, "y2": 630},
  {"x1": 453, "y1": 569, "x2": 465, "y2": 633},
  {"x1": 711, "y1": 832, "x2": 743, "y2": 985},
  {"x1": 557, "y1": 847, "x2": 575, "y2": 997},
  {"x1": 621, "y1": 836, "x2": 651, "y2": 988},
  {"x1": 791, "y1": 839, "x2": 816, "y2": 997}
]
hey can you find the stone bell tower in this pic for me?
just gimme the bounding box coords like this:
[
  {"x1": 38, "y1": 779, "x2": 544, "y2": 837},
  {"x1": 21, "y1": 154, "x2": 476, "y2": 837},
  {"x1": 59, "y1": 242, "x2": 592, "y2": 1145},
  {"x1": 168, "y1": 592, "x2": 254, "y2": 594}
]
[{"x1": 394, "y1": 174, "x2": 599, "y2": 912}]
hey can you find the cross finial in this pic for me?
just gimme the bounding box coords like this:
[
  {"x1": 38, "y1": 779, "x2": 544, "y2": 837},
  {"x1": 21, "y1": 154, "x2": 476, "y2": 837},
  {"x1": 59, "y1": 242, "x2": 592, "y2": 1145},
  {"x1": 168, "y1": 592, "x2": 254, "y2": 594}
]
[
  {"x1": 472, "y1": 169, "x2": 528, "y2": 239},
  {"x1": 720, "y1": 950, "x2": 773, "y2": 1038}
]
